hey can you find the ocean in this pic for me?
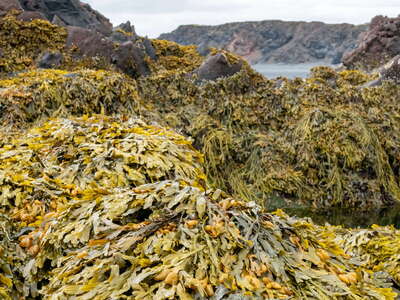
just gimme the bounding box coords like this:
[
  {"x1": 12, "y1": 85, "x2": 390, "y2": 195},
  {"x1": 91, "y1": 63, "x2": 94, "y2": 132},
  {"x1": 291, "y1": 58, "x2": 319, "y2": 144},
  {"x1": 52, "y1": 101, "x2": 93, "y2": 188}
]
[{"x1": 253, "y1": 62, "x2": 334, "y2": 79}]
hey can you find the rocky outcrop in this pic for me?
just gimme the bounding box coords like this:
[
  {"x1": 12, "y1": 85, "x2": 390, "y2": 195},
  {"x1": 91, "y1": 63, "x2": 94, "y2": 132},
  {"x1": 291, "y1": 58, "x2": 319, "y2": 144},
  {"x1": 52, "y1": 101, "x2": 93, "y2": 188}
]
[
  {"x1": 18, "y1": 0, "x2": 113, "y2": 35},
  {"x1": 0, "y1": 0, "x2": 22, "y2": 13},
  {"x1": 159, "y1": 21, "x2": 367, "y2": 65},
  {"x1": 363, "y1": 55, "x2": 400, "y2": 87},
  {"x1": 343, "y1": 15, "x2": 400, "y2": 71},
  {"x1": 192, "y1": 52, "x2": 243, "y2": 81}
]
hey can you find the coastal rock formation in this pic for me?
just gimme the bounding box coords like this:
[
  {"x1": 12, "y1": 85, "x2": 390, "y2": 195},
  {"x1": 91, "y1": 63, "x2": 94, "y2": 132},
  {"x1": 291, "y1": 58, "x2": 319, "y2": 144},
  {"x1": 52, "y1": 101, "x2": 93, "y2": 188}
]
[
  {"x1": 192, "y1": 52, "x2": 243, "y2": 81},
  {"x1": 18, "y1": 0, "x2": 113, "y2": 34},
  {"x1": 343, "y1": 15, "x2": 400, "y2": 71},
  {"x1": 159, "y1": 21, "x2": 367, "y2": 64}
]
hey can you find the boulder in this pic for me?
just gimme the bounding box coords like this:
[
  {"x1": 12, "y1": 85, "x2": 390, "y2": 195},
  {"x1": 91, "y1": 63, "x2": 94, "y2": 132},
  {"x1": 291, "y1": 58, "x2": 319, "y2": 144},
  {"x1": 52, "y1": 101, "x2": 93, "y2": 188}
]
[
  {"x1": 37, "y1": 51, "x2": 63, "y2": 69},
  {"x1": 343, "y1": 15, "x2": 400, "y2": 70},
  {"x1": 192, "y1": 53, "x2": 243, "y2": 81},
  {"x1": 66, "y1": 26, "x2": 113, "y2": 58},
  {"x1": 112, "y1": 41, "x2": 151, "y2": 78},
  {"x1": 67, "y1": 26, "x2": 152, "y2": 78}
]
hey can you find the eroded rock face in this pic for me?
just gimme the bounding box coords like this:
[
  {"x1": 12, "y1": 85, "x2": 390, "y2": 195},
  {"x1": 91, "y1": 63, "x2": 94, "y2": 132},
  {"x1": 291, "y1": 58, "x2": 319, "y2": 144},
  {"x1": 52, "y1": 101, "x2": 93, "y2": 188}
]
[
  {"x1": 343, "y1": 15, "x2": 400, "y2": 71},
  {"x1": 18, "y1": 0, "x2": 112, "y2": 35},
  {"x1": 192, "y1": 53, "x2": 243, "y2": 81},
  {"x1": 159, "y1": 21, "x2": 367, "y2": 64}
]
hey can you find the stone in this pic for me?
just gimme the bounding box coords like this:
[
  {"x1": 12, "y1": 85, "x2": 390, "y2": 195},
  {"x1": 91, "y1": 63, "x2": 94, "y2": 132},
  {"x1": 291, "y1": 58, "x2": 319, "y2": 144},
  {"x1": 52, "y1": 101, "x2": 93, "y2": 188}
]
[
  {"x1": 192, "y1": 53, "x2": 243, "y2": 81},
  {"x1": 66, "y1": 26, "x2": 113, "y2": 58},
  {"x1": 18, "y1": 0, "x2": 113, "y2": 35},
  {"x1": 17, "y1": 11, "x2": 47, "y2": 22},
  {"x1": 37, "y1": 51, "x2": 63, "y2": 69},
  {"x1": 51, "y1": 14, "x2": 66, "y2": 27},
  {"x1": 343, "y1": 15, "x2": 400, "y2": 70},
  {"x1": 112, "y1": 41, "x2": 151, "y2": 78},
  {"x1": 0, "y1": 0, "x2": 22, "y2": 12}
]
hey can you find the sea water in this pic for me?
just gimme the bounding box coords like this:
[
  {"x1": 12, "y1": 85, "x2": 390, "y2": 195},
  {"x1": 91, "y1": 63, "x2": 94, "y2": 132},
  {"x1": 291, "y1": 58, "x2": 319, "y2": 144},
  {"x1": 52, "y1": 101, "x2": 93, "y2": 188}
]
[{"x1": 253, "y1": 62, "x2": 334, "y2": 79}]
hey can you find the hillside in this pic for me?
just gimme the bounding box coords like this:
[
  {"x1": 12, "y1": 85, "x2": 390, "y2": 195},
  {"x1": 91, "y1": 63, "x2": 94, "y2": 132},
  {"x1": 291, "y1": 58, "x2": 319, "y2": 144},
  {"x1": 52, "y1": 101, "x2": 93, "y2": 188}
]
[{"x1": 159, "y1": 20, "x2": 367, "y2": 64}]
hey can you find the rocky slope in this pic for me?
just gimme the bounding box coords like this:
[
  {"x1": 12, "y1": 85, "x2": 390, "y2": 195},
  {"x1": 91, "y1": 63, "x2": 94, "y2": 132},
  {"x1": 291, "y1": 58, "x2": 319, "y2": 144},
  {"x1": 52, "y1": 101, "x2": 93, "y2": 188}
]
[
  {"x1": 159, "y1": 21, "x2": 367, "y2": 64},
  {"x1": 343, "y1": 15, "x2": 400, "y2": 71}
]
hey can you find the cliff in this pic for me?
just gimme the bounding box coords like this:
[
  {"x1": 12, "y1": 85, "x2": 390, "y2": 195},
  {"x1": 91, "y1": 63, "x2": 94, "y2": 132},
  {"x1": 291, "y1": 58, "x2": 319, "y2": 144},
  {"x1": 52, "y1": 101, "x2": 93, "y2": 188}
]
[{"x1": 159, "y1": 21, "x2": 367, "y2": 64}]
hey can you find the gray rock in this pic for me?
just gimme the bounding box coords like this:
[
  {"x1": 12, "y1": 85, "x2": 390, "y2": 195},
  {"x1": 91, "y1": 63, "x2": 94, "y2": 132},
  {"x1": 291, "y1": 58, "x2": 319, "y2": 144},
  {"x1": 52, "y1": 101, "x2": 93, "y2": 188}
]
[
  {"x1": 362, "y1": 55, "x2": 400, "y2": 88},
  {"x1": 142, "y1": 37, "x2": 157, "y2": 60},
  {"x1": 51, "y1": 14, "x2": 66, "y2": 27},
  {"x1": 112, "y1": 41, "x2": 151, "y2": 78},
  {"x1": 37, "y1": 51, "x2": 63, "y2": 69},
  {"x1": 18, "y1": 0, "x2": 113, "y2": 35},
  {"x1": 0, "y1": 0, "x2": 22, "y2": 12},
  {"x1": 192, "y1": 53, "x2": 243, "y2": 81},
  {"x1": 17, "y1": 11, "x2": 47, "y2": 21}
]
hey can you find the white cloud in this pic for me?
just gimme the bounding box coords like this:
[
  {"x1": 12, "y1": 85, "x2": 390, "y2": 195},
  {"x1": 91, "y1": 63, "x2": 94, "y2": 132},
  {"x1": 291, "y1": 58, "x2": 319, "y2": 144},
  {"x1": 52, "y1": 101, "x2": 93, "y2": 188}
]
[{"x1": 82, "y1": 0, "x2": 400, "y2": 37}]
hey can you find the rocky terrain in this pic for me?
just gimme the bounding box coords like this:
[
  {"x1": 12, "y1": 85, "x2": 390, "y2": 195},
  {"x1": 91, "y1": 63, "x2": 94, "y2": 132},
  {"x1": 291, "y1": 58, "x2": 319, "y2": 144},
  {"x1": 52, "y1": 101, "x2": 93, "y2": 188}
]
[
  {"x1": 343, "y1": 15, "x2": 400, "y2": 71},
  {"x1": 159, "y1": 21, "x2": 367, "y2": 64}
]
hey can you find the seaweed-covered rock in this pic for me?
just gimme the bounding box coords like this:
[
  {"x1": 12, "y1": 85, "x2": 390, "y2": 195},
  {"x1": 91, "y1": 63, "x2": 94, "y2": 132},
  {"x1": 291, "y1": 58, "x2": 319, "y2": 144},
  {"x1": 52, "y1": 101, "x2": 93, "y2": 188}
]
[
  {"x1": 0, "y1": 14, "x2": 66, "y2": 73},
  {"x1": 192, "y1": 52, "x2": 243, "y2": 81},
  {"x1": 0, "y1": 69, "x2": 142, "y2": 128}
]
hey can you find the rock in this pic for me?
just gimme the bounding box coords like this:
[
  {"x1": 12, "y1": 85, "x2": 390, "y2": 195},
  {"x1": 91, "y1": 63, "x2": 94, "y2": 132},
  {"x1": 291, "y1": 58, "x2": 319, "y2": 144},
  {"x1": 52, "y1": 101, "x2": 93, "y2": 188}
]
[
  {"x1": 112, "y1": 41, "x2": 151, "y2": 78},
  {"x1": 0, "y1": 0, "x2": 22, "y2": 12},
  {"x1": 192, "y1": 53, "x2": 243, "y2": 81},
  {"x1": 142, "y1": 37, "x2": 157, "y2": 61},
  {"x1": 116, "y1": 21, "x2": 135, "y2": 35},
  {"x1": 159, "y1": 21, "x2": 367, "y2": 65},
  {"x1": 67, "y1": 26, "x2": 152, "y2": 78},
  {"x1": 380, "y1": 55, "x2": 400, "y2": 83},
  {"x1": 362, "y1": 55, "x2": 400, "y2": 87},
  {"x1": 17, "y1": 11, "x2": 47, "y2": 21},
  {"x1": 51, "y1": 14, "x2": 66, "y2": 27},
  {"x1": 37, "y1": 51, "x2": 63, "y2": 69},
  {"x1": 18, "y1": 0, "x2": 113, "y2": 35},
  {"x1": 66, "y1": 26, "x2": 113, "y2": 58},
  {"x1": 343, "y1": 15, "x2": 400, "y2": 70}
]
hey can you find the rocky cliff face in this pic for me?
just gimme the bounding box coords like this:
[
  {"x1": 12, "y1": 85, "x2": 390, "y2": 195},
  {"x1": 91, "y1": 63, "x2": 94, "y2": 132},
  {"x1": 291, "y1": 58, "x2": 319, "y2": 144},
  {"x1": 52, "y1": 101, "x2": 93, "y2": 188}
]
[
  {"x1": 343, "y1": 15, "x2": 400, "y2": 71},
  {"x1": 159, "y1": 21, "x2": 367, "y2": 65}
]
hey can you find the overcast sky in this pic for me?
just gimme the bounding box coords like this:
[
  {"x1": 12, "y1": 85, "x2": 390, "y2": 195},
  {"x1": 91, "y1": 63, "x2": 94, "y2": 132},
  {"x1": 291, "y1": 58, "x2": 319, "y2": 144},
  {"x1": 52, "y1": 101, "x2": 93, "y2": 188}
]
[{"x1": 82, "y1": 0, "x2": 400, "y2": 38}]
